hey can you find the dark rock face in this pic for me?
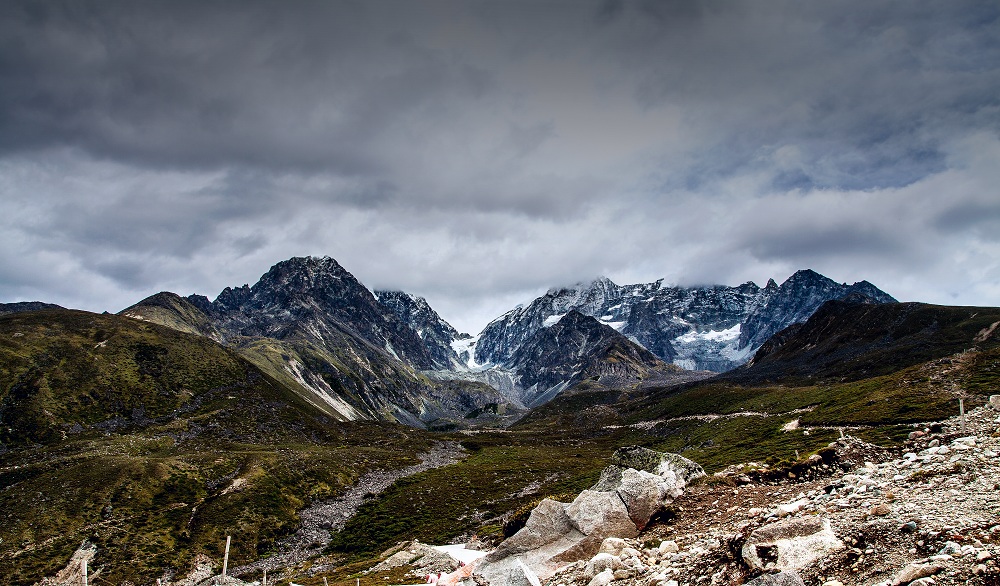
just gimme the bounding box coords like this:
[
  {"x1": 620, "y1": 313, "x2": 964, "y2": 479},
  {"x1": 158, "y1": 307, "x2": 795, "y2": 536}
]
[
  {"x1": 0, "y1": 301, "x2": 63, "y2": 316},
  {"x1": 733, "y1": 300, "x2": 1000, "y2": 383},
  {"x1": 197, "y1": 257, "x2": 436, "y2": 370},
  {"x1": 737, "y1": 269, "x2": 897, "y2": 350},
  {"x1": 374, "y1": 290, "x2": 466, "y2": 369},
  {"x1": 474, "y1": 270, "x2": 895, "y2": 372},
  {"x1": 506, "y1": 311, "x2": 672, "y2": 407}
]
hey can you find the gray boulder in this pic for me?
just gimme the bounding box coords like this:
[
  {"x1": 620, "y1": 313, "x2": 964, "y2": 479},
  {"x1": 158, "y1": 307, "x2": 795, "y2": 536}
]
[
  {"x1": 474, "y1": 448, "x2": 701, "y2": 585},
  {"x1": 566, "y1": 490, "x2": 638, "y2": 540},
  {"x1": 742, "y1": 517, "x2": 844, "y2": 571},
  {"x1": 615, "y1": 468, "x2": 677, "y2": 530},
  {"x1": 609, "y1": 446, "x2": 705, "y2": 483},
  {"x1": 487, "y1": 499, "x2": 574, "y2": 562}
]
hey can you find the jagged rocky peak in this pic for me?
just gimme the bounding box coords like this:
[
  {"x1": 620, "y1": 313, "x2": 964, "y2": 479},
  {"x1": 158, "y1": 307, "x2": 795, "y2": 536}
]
[
  {"x1": 474, "y1": 276, "x2": 629, "y2": 367},
  {"x1": 507, "y1": 310, "x2": 671, "y2": 407},
  {"x1": 249, "y1": 256, "x2": 363, "y2": 307},
  {"x1": 207, "y1": 256, "x2": 376, "y2": 316},
  {"x1": 374, "y1": 289, "x2": 467, "y2": 369},
  {"x1": 474, "y1": 268, "x2": 896, "y2": 373},
  {"x1": 375, "y1": 290, "x2": 461, "y2": 338},
  {"x1": 192, "y1": 256, "x2": 437, "y2": 370},
  {"x1": 736, "y1": 269, "x2": 898, "y2": 351}
]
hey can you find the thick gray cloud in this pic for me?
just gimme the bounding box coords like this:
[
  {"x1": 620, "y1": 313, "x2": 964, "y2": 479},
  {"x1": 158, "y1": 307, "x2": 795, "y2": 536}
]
[{"x1": 0, "y1": 0, "x2": 998, "y2": 333}]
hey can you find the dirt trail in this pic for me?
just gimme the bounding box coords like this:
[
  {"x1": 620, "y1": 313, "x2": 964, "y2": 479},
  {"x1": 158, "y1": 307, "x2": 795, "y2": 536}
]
[{"x1": 232, "y1": 441, "x2": 466, "y2": 577}]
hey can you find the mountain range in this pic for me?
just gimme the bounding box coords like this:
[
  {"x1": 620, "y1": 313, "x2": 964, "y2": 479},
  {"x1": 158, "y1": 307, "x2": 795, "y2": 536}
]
[{"x1": 16, "y1": 256, "x2": 895, "y2": 427}]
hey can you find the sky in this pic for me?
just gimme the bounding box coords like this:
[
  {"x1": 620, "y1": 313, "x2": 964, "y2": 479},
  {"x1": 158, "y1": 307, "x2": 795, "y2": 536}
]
[{"x1": 1, "y1": 0, "x2": 999, "y2": 334}]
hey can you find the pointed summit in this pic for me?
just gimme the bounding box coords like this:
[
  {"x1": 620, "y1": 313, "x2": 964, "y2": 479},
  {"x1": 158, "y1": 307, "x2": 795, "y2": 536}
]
[
  {"x1": 200, "y1": 256, "x2": 437, "y2": 370},
  {"x1": 781, "y1": 268, "x2": 830, "y2": 287}
]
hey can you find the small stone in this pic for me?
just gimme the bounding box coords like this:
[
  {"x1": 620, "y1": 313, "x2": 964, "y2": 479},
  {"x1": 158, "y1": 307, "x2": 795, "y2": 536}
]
[
  {"x1": 910, "y1": 578, "x2": 936, "y2": 586},
  {"x1": 744, "y1": 572, "x2": 806, "y2": 586},
  {"x1": 869, "y1": 503, "x2": 892, "y2": 516},
  {"x1": 977, "y1": 550, "x2": 993, "y2": 561},
  {"x1": 928, "y1": 439, "x2": 940, "y2": 447},
  {"x1": 584, "y1": 553, "x2": 622, "y2": 579},
  {"x1": 900, "y1": 521, "x2": 918, "y2": 533},
  {"x1": 891, "y1": 563, "x2": 943, "y2": 586},
  {"x1": 587, "y1": 568, "x2": 614, "y2": 586},
  {"x1": 599, "y1": 537, "x2": 627, "y2": 556},
  {"x1": 613, "y1": 568, "x2": 632, "y2": 580},
  {"x1": 659, "y1": 540, "x2": 679, "y2": 553}
]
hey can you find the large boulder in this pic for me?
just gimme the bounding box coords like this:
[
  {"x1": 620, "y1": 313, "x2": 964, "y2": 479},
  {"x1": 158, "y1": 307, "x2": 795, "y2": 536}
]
[
  {"x1": 474, "y1": 448, "x2": 702, "y2": 585},
  {"x1": 615, "y1": 468, "x2": 678, "y2": 530},
  {"x1": 742, "y1": 517, "x2": 844, "y2": 571},
  {"x1": 609, "y1": 446, "x2": 706, "y2": 483},
  {"x1": 487, "y1": 499, "x2": 575, "y2": 562},
  {"x1": 566, "y1": 490, "x2": 638, "y2": 540}
]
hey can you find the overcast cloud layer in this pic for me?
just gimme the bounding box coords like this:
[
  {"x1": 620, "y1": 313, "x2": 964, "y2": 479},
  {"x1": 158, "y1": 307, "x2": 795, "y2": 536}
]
[{"x1": 1, "y1": 0, "x2": 998, "y2": 334}]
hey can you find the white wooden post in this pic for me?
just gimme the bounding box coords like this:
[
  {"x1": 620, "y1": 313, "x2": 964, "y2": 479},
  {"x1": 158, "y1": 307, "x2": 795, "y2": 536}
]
[
  {"x1": 323, "y1": 578, "x2": 330, "y2": 586},
  {"x1": 960, "y1": 398, "x2": 966, "y2": 434},
  {"x1": 82, "y1": 558, "x2": 88, "y2": 586},
  {"x1": 222, "y1": 535, "x2": 231, "y2": 580},
  {"x1": 262, "y1": 568, "x2": 267, "y2": 586},
  {"x1": 839, "y1": 427, "x2": 845, "y2": 439}
]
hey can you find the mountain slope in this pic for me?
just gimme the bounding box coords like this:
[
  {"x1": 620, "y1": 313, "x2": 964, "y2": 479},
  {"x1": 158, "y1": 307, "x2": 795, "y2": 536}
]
[
  {"x1": 0, "y1": 309, "x2": 332, "y2": 447},
  {"x1": 731, "y1": 299, "x2": 1000, "y2": 383},
  {"x1": 474, "y1": 269, "x2": 895, "y2": 372},
  {"x1": 0, "y1": 308, "x2": 447, "y2": 586},
  {"x1": 507, "y1": 311, "x2": 680, "y2": 407},
  {"x1": 0, "y1": 301, "x2": 64, "y2": 316},
  {"x1": 122, "y1": 258, "x2": 515, "y2": 427},
  {"x1": 120, "y1": 292, "x2": 224, "y2": 341},
  {"x1": 374, "y1": 290, "x2": 468, "y2": 370}
]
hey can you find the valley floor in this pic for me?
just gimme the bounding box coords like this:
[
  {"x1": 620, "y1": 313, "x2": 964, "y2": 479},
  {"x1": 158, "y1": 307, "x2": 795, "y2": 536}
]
[{"x1": 332, "y1": 403, "x2": 1000, "y2": 586}]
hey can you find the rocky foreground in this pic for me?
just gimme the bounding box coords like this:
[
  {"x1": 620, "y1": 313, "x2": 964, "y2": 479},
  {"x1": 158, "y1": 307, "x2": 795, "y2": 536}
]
[
  {"x1": 33, "y1": 402, "x2": 1000, "y2": 586},
  {"x1": 382, "y1": 401, "x2": 1000, "y2": 586}
]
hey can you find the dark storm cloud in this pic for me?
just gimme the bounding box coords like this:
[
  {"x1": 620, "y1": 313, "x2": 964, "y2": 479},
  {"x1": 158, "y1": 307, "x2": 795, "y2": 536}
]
[
  {"x1": 0, "y1": 1, "x2": 495, "y2": 175},
  {"x1": 0, "y1": 0, "x2": 998, "y2": 331}
]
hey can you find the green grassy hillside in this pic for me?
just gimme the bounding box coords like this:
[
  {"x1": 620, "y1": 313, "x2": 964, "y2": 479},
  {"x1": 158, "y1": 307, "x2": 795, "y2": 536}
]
[{"x1": 0, "y1": 310, "x2": 435, "y2": 585}]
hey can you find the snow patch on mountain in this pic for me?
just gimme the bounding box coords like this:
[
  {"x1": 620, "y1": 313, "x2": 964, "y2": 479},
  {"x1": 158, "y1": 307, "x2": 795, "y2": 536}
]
[
  {"x1": 450, "y1": 335, "x2": 482, "y2": 370},
  {"x1": 674, "y1": 323, "x2": 741, "y2": 344},
  {"x1": 542, "y1": 313, "x2": 566, "y2": 327}
]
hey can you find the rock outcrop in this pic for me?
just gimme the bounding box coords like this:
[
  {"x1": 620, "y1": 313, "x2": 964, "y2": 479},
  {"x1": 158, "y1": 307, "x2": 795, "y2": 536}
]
[
  {"x1": 471, "y1": 447, "x2": 704, "y2": 584},
  {"x1": 741, "y1": 517, "x2": 845, "y2": 571}
]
